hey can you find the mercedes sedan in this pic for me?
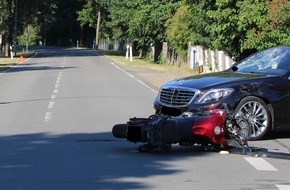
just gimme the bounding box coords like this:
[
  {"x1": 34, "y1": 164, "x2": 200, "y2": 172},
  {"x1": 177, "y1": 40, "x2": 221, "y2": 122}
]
[{"x1": 154, "y1": 46, "x2": 290, "y2": 140}]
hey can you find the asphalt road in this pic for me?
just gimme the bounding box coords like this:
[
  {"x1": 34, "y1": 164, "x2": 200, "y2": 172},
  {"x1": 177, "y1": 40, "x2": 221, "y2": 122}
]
[{"x1": 0, "y1": 47, "x2": 290, "y2": 190}]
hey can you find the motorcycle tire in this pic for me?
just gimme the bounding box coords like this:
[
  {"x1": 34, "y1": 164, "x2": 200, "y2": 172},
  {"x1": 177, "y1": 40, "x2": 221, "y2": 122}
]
[{"x1": 112, "y1": 124, "x2": 128, "y2": 138}]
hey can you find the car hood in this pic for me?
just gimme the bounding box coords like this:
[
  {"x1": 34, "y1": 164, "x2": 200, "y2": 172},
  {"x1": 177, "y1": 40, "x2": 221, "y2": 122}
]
[{"x1": 162, "y1": 71, "x2": 269, "y2": 89}]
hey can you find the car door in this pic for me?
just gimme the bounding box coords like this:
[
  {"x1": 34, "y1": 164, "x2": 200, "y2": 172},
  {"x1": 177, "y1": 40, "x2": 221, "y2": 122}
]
[
  {"x1": 281, "y1": 74, "x2": 290, "y2": 128},
  {"x1": 273, "y1": 50, "x2": 290, "y2": 130}
]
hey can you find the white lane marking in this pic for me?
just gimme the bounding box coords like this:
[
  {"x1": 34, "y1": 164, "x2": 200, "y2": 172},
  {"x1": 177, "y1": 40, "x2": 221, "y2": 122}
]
[
  {"x1": 44, "y1": 68, "x2": 63, "y2": 122},
  {"x1": 276, "y1": 185, "x2": 290, "y2": 190},
  {"x1": 51, "y1": 94, "x2": 56, "y2": 99},
  {"x1": 128, "y1": 73, "x2": 135, "y2": 78},
  {"x1": 48, "y1": 101, "x2": 55, "y2": 109},
  {"x1": 110, "y1": 62, "x2": 158, "y2": 94},
  {"x1": 44, "y1": 112, "x2": 52, "y2": 122},
  {"x1": 244, "y1": 157, "x2": 278, "y2": 171},
  {"x1": 137, "y1": 79, "x2": 153, "y2": 90}
]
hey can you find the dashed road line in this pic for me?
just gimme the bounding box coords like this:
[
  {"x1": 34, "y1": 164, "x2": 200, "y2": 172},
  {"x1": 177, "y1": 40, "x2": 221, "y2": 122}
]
[
  {"x1": 51, "y1": 94, "x2": 57, "y2": 99},
  {"x1": 244, "y1": 157, "x2": 278, "y2": 171},
  {"x1": 136, "y1": 79, "x2": 153, "y2": 90},
  {"x1": 110, "y1": 62, "x2": 158, "y2": 94},
  {"x1": 44, "y1": 112, "x2": 52, "y2": 122},
  {"x1": 276, "y1": 185, "x2": 290, "y2": 190},
  {"x1": 48, "y1": 101, "x2": 55, "y2": 109},
  {"x1": 43, "y1": 57, "x2": 66, "y2": 122}
]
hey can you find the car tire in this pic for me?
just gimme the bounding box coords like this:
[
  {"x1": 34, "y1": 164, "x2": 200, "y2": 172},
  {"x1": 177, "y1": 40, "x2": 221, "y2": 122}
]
[{"x1": 234, "y1": 96, "x2": 271, "y2": 140}]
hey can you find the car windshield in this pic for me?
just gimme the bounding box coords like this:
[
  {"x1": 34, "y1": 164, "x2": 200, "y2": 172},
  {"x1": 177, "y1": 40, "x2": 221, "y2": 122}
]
[{"x1": 234, "y1": 46, "x2": 290, "y2": 75}]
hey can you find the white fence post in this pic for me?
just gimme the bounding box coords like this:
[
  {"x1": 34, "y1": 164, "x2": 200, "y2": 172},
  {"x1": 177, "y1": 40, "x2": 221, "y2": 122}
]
[
  {"x1": 210, "y1": 50, "x2": 216, "y2": 72},
  {"x1": 198, "y1": 46, "x2": 205, "y2": 73},
  {"x1": 218, "y1": 51, "x2": 225, "y2": 71},
  {"x1": 225, "y1": 56, "x2": 231, "y2": 70}
]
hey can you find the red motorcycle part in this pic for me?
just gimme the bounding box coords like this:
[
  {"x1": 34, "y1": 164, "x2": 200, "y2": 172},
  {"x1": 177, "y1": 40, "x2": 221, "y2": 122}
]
[{"x1": 192, "y1": 110, "x2": 228, "y2": 148}]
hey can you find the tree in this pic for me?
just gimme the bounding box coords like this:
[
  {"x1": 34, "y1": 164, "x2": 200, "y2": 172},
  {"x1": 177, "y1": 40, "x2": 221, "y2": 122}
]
[
  {"x1": 207, "y1": 0, "x2": 289, "y2": 60},
  {"x1": 165, "y1": 0, "x2": 216, "y2": 58},
  {"x1": 238, "y1": 0, "x2": 290, "y2": 51},
  {"x1": 18, "y1": 24, "x2": 40, "y2": 49},
  {"x1": 267, "y1": 0, "x2": 290, "y2": 45},
  {"x1": 77, "y1": 0, "x2": 110, "y2": 48},
  {"x1": 0, "y1": 0, "x2": 12, "y2": 34},
  {"x1": 207, "y1": 0, "x2": 242, "y2": 59},
  {"x1": 0, "y1": 0, "x2": 14, "y2": 56},
  {"x1": 183, "y1": 0, "x2": 215, "y2": 48},
  {"x1": 108, "y1": 0, "x2": 180, "y2": 57},
  {"x1": 165, "y1": 5, "x2": 193, "y2": 57}
]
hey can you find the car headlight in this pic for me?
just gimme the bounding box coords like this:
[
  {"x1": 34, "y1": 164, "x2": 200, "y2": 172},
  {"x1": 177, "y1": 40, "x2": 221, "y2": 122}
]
[{"x1": 196, "y1": 88, "x2": 234, "y2": 104}]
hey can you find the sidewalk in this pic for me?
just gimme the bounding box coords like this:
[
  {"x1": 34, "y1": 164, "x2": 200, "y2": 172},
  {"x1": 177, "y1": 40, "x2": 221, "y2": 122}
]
[{"x1": 118, "y1": 64, "x2": 192, "y2": 90}]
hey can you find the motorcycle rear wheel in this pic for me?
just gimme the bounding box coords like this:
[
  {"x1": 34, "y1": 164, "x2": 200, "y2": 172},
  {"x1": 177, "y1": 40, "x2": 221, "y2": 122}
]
[{"x1": 112, "y1": 124, "x2": 128, "y2": 138}]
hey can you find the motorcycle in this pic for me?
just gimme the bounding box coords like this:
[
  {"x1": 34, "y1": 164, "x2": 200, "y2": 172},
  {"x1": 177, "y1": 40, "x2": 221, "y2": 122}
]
[{"x1": 112, "y1": 104, "x2": 251, "y2": 154}]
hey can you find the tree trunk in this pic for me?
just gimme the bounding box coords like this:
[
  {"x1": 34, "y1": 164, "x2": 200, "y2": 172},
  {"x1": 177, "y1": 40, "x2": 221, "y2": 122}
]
[{"x1": 95, "y1": 11, "x2": 101, "y2": 49}]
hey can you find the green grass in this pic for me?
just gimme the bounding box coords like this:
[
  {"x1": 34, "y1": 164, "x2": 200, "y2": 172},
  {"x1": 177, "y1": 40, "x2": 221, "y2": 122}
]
[
  {"x1": 99, "y1": 50, "x2": 197, "y2": 75},
  {"x1": 0, "y1": 58, "x2": 17, "y2": 72},
  {"x1": 0, "y1": 51, "x2": 35, "y2": 72}
]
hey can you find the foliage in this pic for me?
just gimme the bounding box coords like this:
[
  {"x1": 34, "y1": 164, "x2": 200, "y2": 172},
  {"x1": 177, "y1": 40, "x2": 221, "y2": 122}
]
[
  {"x1": 165, "y1": 5, "x2": 193, "y2": 57},
  {"x1": 207, "y1": 0, "x2": 289, "y2": 59},
  {"x1": 238, "y1": 0, "x2": 290, "y2": 51},
  {"x1": 17, "y1": 24, "x2": 41, "y2": 46},
  {"x1": 1, "y1": 0, "x2": 289, "y2": 60},
  {"x1": 77, "y1": 0, "x2": 111, "y2": 41},
  {"x1": 108, "y1": 0, "x2": 180, "y2": 55},
  {"x1": 77, "y1": 0, "x2": 97, "y2": 27},
  {"x1": 0, "y1": 0, "x2": 14, "y2": 47},
  {"x1": 207, "y1": 0, "x2": 241, "y2": 58},
  {"x1": 0, "y1": 0, "x2": 12, "y2": 32},
  {"x1": 183, "y1": 0, "x2": 215, "y2": 48}
]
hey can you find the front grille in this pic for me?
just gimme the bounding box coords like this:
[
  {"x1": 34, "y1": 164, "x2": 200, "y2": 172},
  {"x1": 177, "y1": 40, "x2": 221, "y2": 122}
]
[{"x1": 159, "y1": 87, "x2": 196, "y2": 107}]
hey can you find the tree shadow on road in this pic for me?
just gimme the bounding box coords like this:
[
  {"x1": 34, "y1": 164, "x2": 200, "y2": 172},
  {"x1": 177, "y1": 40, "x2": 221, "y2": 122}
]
[{"x1": 0, "y1": 132, "x2": 211, "y2": 190}]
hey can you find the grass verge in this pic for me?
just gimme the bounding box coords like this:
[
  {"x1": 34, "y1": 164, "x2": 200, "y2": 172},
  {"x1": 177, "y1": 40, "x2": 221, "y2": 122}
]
[
  {"x1": 99, "y1": 50, "x2": 197, "y2": 75},
  {"x1": 0, "y1": 51, "x2": 35, "y2": 72}
]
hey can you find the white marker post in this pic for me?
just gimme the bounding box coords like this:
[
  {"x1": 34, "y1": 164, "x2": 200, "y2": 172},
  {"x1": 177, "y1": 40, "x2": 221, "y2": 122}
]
[
  {"x1": 0, "y1": 35, "x2": 2, "y2": 57},
  {"x1": 125, "y1": 44, "x2": 129, "y2": 59},
  {"x1": 129, "y1": 42, "x2": 133, "y2": 62},
  {"x1": 10, "y1": 45, "x2": 13, "y2": 60}
]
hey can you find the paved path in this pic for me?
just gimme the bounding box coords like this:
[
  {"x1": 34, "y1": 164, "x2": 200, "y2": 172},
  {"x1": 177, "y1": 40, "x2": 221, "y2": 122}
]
[{"x1": 114, "y1": 63, "x2": 192, "y2": 90}]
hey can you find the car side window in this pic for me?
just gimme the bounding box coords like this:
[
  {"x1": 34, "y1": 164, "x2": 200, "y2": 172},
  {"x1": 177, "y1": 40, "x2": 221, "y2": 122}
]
[{"x1": 277, "y1": 51, "x2": 290, "y2": 70}]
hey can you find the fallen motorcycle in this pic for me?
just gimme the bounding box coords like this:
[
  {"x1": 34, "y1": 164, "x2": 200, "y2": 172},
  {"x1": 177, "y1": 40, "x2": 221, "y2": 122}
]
[{"x1": 112, "y1": 104, "x2": 251, "y2": 154}]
